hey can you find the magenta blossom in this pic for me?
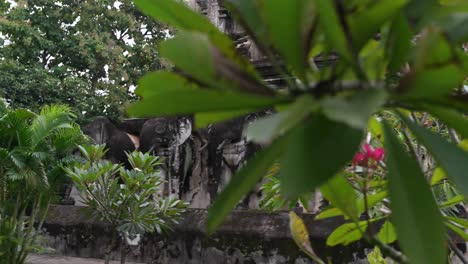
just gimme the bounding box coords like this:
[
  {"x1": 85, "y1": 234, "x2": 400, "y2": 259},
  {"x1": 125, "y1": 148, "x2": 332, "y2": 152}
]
[{"x1": 352, "y1": 144, "x2": 385, "y2": 168}]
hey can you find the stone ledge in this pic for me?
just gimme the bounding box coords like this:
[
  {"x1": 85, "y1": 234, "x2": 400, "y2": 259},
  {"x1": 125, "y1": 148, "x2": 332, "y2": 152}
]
[{"x1": 42, "y1": 206, "x2": 370, "y2": 263}]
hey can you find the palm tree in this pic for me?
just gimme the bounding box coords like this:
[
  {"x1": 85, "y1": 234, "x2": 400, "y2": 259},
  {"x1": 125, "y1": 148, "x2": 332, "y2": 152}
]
[{"x1": 0, "y1": 99, "x2": 87, "y2": 263}]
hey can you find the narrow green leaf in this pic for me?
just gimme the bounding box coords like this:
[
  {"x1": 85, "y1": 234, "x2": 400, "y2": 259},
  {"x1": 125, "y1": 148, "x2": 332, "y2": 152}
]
[
  {"x1": 440, "y1": 195, "x2": 464, "y2": 208},
  {"x1": 445, "y1": 216, "x2": 468, "y2": 229},
  {"x1": 314, "y1": 0, "x2": 353, "y2": 64},
  {"x1": 445, "y1": 221, "x2": 468, "y2": 241},
  {"x1": 320, "y1": 175, "x2": 358, "y2": 221},
  {"x1": 225, "y1": 0, "x2": 266, "y2": 41},
  {"x1": 401, "y1": 115, "x2": 468, "y2": 198},
  {"x1": 349, "y1": 0, "x2": 408, "y2": 51},
  {"x1": 263, "y1": 0, "x2": 316, "y2": 78},
  {"x1": 383, "y1": 121, "x2": 446, "y2": 264},
  {"x1": 207, "y1": 135, "x2": 289, "y2": 233},
  {"x1": 377, "y1": 221, "x2": 397, "y2": 244},
  {"x1": 327, "y1": 221, "x2": 367, "y2": 246},
  {"x1": 279, "y1": 115, "x2": 363, "y2": 197},
  {"x1": 321, "y1": 89, "x2": 387, "y2": 129}
]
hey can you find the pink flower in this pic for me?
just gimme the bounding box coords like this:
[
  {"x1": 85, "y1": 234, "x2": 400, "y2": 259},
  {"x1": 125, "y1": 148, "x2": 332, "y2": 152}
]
[{"x1": 352, "y1": 144, "x2": 385, "y2": 168}]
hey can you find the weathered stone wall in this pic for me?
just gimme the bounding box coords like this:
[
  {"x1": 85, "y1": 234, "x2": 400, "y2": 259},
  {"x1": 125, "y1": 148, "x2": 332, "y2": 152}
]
[
  {"x1": 81, "y1": 113, "x2": 267, "y2": 209},
  {"x1": 42, "y1": 206, "x2": 371, "y2": 264}
]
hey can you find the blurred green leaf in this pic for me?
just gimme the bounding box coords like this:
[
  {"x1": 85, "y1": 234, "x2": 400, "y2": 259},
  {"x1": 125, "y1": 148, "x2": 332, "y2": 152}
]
[
  {"x1": 129, "y1": 72, "x2": 286, "y2": 117},
  {"x1": 349, "y1": 0, "x2": 408, "y2": 51},
  {"x1": 207, "y1": 135, "x2": 289, "y2": 233},
  {"x1": 383, "y1": 121, "x2": 446, "y2": 264},
  {"x1": 377, "y1": 221, "x2": 397, "y2": 244},
  {"x1": 402, "y1": 115, "x2": 468, "y2": 198},
  {"x1": 161, "y1": 32, "x2": 271, "y2": 96},
  {"x1": 400, "y1": 64, "x2": 464, "y2": 98},
  {"x1": 263, "y1": 0, "x2": 316, "y2": 79},
  {"x1": 320, "y1": 175, "x2": 358, "y2": 221},
  {"x1": 321, "y1": 89, "x2": 387, "y2": 129},
  {"x1": 314, "y1": 0, "x2": 354, "y2": 65},
  {"x1": 439, "y1": 13, "x2": 468, "y2": 43},
  {"x1": 386, "y1": 14, "x2": 412, "y2": 73},
  {"x1": 195, "y1": 110, "x2": 253, "y2": 129},
  {"x1": 247, "y1": 95, "x2": 317, "y2": 144},
  {"x1": 279, "y1": 115, "x2": 363, "y2": 197}
]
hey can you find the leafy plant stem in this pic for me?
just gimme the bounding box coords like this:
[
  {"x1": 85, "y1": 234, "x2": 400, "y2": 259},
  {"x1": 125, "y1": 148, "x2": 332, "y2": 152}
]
[{"x1": 370, "y1": 236, "x2": 409, "y2": 264}]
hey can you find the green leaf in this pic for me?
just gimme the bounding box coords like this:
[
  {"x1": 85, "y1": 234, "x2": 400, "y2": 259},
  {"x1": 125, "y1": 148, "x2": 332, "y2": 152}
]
[
  {"x1": 383, "y1": 121, "x2": 446, "y2": 264},
  {"x1": 445, "y1": 216, "x2": 468, "y2": 229},
  {"x1": 349, "y1": 0, "x2": 408, "y2": 51},
  {"x1": 368, "y1": 116, "x2": 384, "y2": 142},
  {"x1": 279, "y1": 114, "x2": 363, "y2": 197},
  {"x1": 206, "y1": 135, "x2": 289, "y2": 233},
  {"x1": 445, "y1": 221, "x2": 468, "y2": 241},
  {"x1": 431, "y1": 167, "x2": 447, "y2": 186},
  {"x1": 314, "y1": 0, "x2": 354, "y2": 65},
  {"x1": 405, "y1": 0, "x2": 438, "y2": 28},
  {"x1": 439, "y1": 12, "x2": 468, "y2": 43},
  {"x1": 321, "y1": 89, "x2": 387, "y2": 129},
  {"x1": 377, "y1": 221, "x2": 397, "y2": 244},
  {"x1": 385, "y1": 14, "x2": 412, "y2": 73},
  {"x1": 400, "y1": 64, "x2": 464, "y2": 98},
  {"x1": 315, "y1": 207, "x2": 343, "y2": 220},
  {"x1": 422, "y1": 104, "x2": 468, "y2": 139},
  {"x1": 262, "y1": 0, "x2": 316, "y2": 79},
  {"x1": 247, "y1": 95, "x2": 318, "y2": 144},
  {"x1": 326, "y1": 221, "x2": 367, "y2": 246},
  {"x1": 320, "y1": 175, "x2": 358, "y2": 221},
  {"x1": 129, "y1": 83, "x2": 285, "y2": 117},
  {"x1": 315, "y1": 191, "x2": 387, "y2": 220},
  {"x1": 289, "y1": 211, "x2": 326, "y2": 264},
  {"x1": 160, "y1": 32, "x2": 271, "y2": 96},
  {"x1": 401, "y1": 115, "x2": 468, "y2": 198},
  {"x1": 225, "y1": 0, "x2": 265, "y2": 40},
  {"x1": 440, "y1": 195, "x2": 464, "y2": 208}
]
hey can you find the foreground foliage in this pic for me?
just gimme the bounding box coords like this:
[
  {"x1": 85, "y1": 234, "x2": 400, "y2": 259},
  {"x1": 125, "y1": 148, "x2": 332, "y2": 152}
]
[
  {"x1": 67, "y1": 145, "x2": 187, "y2": 264},
  {"x1": 128, "y1": 0, "x2": 468, "y2": 263}
]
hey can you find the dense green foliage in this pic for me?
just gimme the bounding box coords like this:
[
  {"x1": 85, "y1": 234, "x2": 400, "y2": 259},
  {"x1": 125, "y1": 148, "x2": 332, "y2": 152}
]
[
  {"x1": 129, "y1": 0, "x2": 468, "y2": 263},
  {"x1": 0, "y1": 101, "x2": 86, "y2": 264},
  {"x1": 67, "y1": 145, "x2": 187, "y2": 264},
  {"x1": 0, "y1": 0, "x2": 167, "y2": 123}
]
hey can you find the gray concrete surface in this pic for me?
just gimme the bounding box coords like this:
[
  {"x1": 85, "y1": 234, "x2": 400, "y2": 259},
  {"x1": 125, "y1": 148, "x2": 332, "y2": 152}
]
[{"x1": 28, "y1": 254, "x2": 143, "y2": 264}]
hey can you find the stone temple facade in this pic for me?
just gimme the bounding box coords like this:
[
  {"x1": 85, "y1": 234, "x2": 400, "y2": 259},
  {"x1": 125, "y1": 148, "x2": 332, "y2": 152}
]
[{"x1": 76, "y1": 0, "x2": 282, "y2": 209}]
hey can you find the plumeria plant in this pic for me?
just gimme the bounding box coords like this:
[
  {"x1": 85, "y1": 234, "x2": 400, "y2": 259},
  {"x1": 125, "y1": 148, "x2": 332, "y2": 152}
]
[{"x1": 128, "y1": 0, "x2": 468, "y2": 263}]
